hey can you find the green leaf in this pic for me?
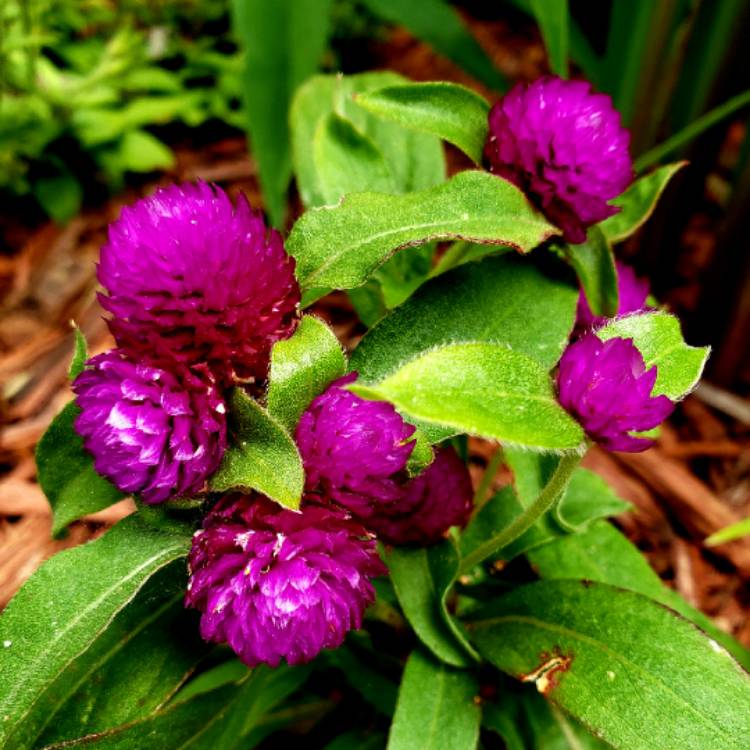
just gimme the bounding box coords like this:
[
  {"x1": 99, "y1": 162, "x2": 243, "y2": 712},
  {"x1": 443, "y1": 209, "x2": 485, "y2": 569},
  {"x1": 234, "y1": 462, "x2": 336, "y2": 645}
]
[
  {"x1": 68, "y1": 325, "x2": 88, "y2": 380},
  {"x1": 0, "y1": 516, "x2": 191, "y2": 750},
  {"x1": 596, "y1": 311, "x2": 710, "y2": 400},
  {"x1": 174, "y1": 660, "x2": 249, "y2": 703},
  {"x1": 359, "y1": 0, "x2": 507, "y2": 91},
  {"x1": 350, "y1": 343, "x2": 585, "y2": 451},
  {"x1": 355, "y1": 82, "x2": 490, "y2": 164},
  {"x1": 527, "y1": 520, "x2": 750, "y2": 671},
  {"x1": 706, "y1": 516, "x2": 750, "y2": 546},
  {"x1": 36, "y1": 596, "x2": 209, "y2": 746},
  {"x1": 116, "y1": 129, "x2": 174, "y2": 172},
  {"x1": 387, "y1": 649, "x2": 481, "y2": 750},
  {"x1": 406, "y1": 429, "x2": 434, "y2": 477},
  {"x1": 291, "y1": 72, "x2": 446, "y2": 210},
  {"x1": 286, "y1": 170, "x2": 559, "y2": 292},
  {"x1": 530, "y1": 0, "x2": 569, "y2": 78},
  {"x1": 385, "y1": 540, "x2": 478, "y2": 668},
  {"x1": 267, "y1": 315, "x2": 346, "y2": 432},
  {"x1": 231, "y1": 0, "x2": 333, "y2": 226},
  {"x1": 430, "y1": 240, "x2": 512, "y2": 277},
  {"x1": 41, "y1": 684, "x2": 244, "y2": 750},
  {"x1": 36, "y1": 401, "x2": 124, "y2": 537},
  {"x1": 210, "y1": 389, "x2": 304, "y2": 510},
  {"x1": 601, "y1": 162, "x2": 687, "y2": 243},
  {"x1": 469, "y1": 579, "x2": 750, "y2": 750},
  {"x1": 350, "y1": 255, "x2": 579, "y2": 387},
  {"x1": 32, "y1": 170, "x2": 83, "y2": 223},
  {"x1": 314, "y1": 112, "x2": 396, "y2": 203},
  {"x1": 562, "y1": 226, "x2": 618, "y2": 318},
  {"x1": 326, "y1": 645, "x2": 399, "y2": 716}
]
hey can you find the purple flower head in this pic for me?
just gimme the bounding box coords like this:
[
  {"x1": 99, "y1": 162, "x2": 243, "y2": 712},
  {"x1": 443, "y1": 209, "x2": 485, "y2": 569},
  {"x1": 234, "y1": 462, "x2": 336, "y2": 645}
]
[
  {"x1": 484, "y1": 76, "x2": 633, "y2": 243},
  {"x1": 295, "y1": 373, "x2": 416, "y2": 517},
  {"x1": 577, "y1": 261, "x2": 651, "y2": 329},
  {"x1": 367, "y1": 447, "x2": 474, "y2": 545},
  {"x1": 73, "y1": 351, "x2": 227, "y2": 503},
  {"x1": 557, "y1": 332, "x2": 674, "y2": 452},
  {"x1": 98, "y1": 181, "x2": 300, "y2": 384},
  {"x1": 185, "y1": 494, "x2": 385, "y2": 667}
]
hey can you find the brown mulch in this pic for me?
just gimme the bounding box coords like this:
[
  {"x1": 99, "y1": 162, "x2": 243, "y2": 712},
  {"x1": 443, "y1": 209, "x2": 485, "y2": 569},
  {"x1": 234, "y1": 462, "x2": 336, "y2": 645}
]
[{"x1": 1, "y1": 17, "x2": 749, "y2": 649}]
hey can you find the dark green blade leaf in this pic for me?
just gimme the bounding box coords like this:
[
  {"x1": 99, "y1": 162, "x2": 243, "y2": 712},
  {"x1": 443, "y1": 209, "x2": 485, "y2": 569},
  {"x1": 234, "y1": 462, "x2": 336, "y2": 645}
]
[
  {"x1": 350, "y1": 343, "x2": 585, "y2": 451},
  {"x1": 231, "y1": 0, "x2": 333, "y2": 226},
  {"x1": 291, "y1": 72, "x2": 446, "y2": 210},
  {"x1": 484, "y1": 688, "x2": 610, "y2": 750},
  {"x1": 529, "y1": 0, "x2": 569, "y2": 78},
  {"x1": 600, "y1": 162, "x2": 687, "y2": 243},
  {"x1": 324, "y1": 730, "x2": 387, "y2": 750},
  {"x1": 209, "y1": 389, "x2": 304, "y2": 510},
  {"x1": 36, "y1": 595, "x2": 209, "y2": 746},
  {"x1": 350, "y1": 255, "x2": 578, "y2": 385},
  {"x1": 68, "y1": 326, "x2": 88, "y2": 380},
  {"x1": 360, "y1": 0, "x2": 506, "y2": 91},
  {"x1": 267, "y1": 315, "x2": 346, "y2": 432},
  {"x1": 527, "y1": 520, "x2": 750, "y2": 671},
  {"x1": 173, "y1": 660, "x2": 249, "y2": 703},
  {"x1": 40, "y1": 684, "x2": 243, "y2": 750},
  {"x1": 0, "y1": 516, "x2": 191, "y2": 750},
  {"x1": 469, "y1": 580, "x2": 750, "y2": 750},
  {"x1": 387, "y1": 649, "x2": 481, "y2": 750},
  {"x1": 355, "y1": 82, "x2": 490, "y2": 164},
  {"x1": 561, "y1": 226, "x2": 618, "y2": 318},
  {"x1": 287, "y1": 170, "x2": 559, "y2": 292},
  {"x1": 385, "y1": 541, "x2": 478, "y2": 668},
  {"x1": 36, "y1": 401, "x2": 124, "y2": 538},
  {"x1": 314, "y1": 112, "x2": 396, "y2": 203},
  {"x1": 596, "y1": 311, "x2": 710, "y2": 400}
]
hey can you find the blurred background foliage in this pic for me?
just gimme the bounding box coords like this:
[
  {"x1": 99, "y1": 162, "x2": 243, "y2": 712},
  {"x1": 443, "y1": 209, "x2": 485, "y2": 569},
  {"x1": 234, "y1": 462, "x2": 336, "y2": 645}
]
[{"x1": 2, "y1": 0, "x2": 750, "y2": 385}]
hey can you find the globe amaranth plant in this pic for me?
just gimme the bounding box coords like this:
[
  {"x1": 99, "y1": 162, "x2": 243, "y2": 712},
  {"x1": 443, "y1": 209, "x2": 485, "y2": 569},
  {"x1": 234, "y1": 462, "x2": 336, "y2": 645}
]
[{"x1": 4, "y1": 73, "x2": 749, "y2": 750}]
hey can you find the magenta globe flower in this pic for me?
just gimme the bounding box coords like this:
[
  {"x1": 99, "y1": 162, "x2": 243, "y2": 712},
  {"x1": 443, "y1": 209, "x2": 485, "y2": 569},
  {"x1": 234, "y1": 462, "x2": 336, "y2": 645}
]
[
  {"x1": 367, "y1": 447, "x2": 473, "y2": 545},
  {"x1": 98, "y1": 181, "x2": 300, "y2": 383},
  {"x1": 557, "y1": 332, "x2": 674, "y2": 452},
  {"x1": 295, "y1": 373, "x2": 416, "y2": 517},
  {"x1": 577, "y1": 261, "x2": 651, "y2": 329},
  {"x1": 73, "y1": 351, "x2": 226, "y2": 503},
  {"x1": 185, "y1": 494, "x2": 385, "y2": 667},
  {"x1": 484, "y1": 76, "x2": 633, "y2": 243}
]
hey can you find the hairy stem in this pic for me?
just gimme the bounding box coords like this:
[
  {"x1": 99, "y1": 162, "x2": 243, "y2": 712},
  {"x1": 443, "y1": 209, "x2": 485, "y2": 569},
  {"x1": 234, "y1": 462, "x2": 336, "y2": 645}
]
[{"x1": 458, "y1": 452, "x2": 581, "y2": 574}]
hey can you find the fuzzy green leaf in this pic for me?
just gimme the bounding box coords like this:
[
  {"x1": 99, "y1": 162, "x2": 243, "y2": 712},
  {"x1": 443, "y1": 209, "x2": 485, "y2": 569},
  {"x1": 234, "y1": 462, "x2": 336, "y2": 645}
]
[
  {"x1": 596, "y1": 311, "x2": 710, "y2": 399},
  {"x1": 601, "y1": 162, "x2": 687, "y2": 243},
  {"x1": 527, "y1": 520, "x2": 750, "y2": 670},
  {"x1": 0, "y1": 516, "x2": 191, "y2": 750},
  {"x1": 267, "y1": 315, "x2": 346, "y2": 432},
  {"x1": 210, "y1": 390, "x2": 304, "y2": 510},
  {"x1": 469, "y1": 579, "x2": 750, "y2": 750},
  {"x1": 36, "y1": 401, "x2": 124, "y2": 537},
  {"x1": 387, "y1": 649, "x2": 481, "y2": 750},
  {"x1": 355, "y1": 82, "x2": 490, "y2": 163},
  {"x1": 351, "y1": 343, "x2": 585, "y2": 451},
  {"x1": 287, "y1": 170, "x2": 559, "y2": 292},
  {"x1": 350, "y1": 255, "x2": 578, "y2": 385}
]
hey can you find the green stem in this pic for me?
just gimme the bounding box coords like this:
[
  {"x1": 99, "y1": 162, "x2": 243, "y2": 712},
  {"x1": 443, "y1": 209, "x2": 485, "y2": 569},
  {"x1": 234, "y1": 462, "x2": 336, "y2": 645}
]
[{"x1": 458, "y1": 452, "x2": 581, "y2": 574}]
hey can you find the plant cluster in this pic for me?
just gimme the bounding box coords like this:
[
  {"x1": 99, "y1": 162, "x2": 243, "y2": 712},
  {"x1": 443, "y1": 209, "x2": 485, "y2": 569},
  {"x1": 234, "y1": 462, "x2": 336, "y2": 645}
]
[{"x1": 2, "y1": 72, "x2": 749, "y2": 750}]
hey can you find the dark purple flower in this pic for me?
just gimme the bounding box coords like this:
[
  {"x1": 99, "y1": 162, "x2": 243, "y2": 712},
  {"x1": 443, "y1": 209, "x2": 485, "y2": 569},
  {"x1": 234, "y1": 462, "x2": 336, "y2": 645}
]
[
  {"x1": 98, "y1": 181, "x2": 300, "y2": 384},
  {"x1": 484, "y1": 76, "x2": 633, "y2": 243},
  {"x1": 73, "y1": 351, "x2": 226, "y2": 503},
  {"x1": 185, "y1": 494, "x2": 385, "y2": 667},
  {"x1": 295, "y1": 373, "x2": 416, "y2": 517},
  {"x1": 577, "y1": 261, "x2": 651, "y2": 329},
  {"x1": 557, "y1": 332, "x2": 674, "y2": 452},
  {"x1": 367, "y1": 447, "x2": 473, "y2": 545}
]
